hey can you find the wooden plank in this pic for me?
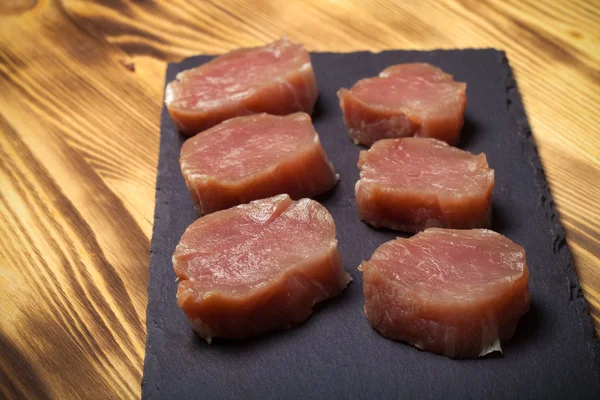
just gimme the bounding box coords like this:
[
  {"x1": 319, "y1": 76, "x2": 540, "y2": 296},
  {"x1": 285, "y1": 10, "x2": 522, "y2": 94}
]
[{"x1": 0, "y1": 0, "x2": 598, "y2": 398}]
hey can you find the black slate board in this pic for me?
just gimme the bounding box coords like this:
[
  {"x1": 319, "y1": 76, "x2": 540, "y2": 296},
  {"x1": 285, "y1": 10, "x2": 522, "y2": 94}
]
[{"x1": 142, "y1": 50, "x2": 600, "y2": 399}]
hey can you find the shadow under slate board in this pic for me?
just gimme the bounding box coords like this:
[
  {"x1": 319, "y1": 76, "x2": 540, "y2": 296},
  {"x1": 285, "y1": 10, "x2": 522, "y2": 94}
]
[{"x1": 142, "y1": 49, "x2": 600, "y2": 399}]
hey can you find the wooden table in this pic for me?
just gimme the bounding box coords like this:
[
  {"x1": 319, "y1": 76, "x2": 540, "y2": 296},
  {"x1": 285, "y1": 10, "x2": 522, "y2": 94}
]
[{"x1": 0, "y1": 0, "x2": 598, "y2": 398}]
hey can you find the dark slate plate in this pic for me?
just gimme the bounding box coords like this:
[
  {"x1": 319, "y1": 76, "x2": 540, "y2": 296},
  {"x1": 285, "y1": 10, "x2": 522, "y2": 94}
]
[{"x1": 142, "y1": 50, "x2": 600, "y2": 399}]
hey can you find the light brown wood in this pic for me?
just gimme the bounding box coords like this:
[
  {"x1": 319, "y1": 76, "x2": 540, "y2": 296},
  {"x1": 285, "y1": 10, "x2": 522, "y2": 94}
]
[{"x1": 0, "y1": 0, "x2": 598, "y2": 398}]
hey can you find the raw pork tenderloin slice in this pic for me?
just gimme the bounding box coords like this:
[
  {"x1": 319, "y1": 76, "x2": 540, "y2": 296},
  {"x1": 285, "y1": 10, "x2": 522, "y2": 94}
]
[
  {"x1": 180, "y1": 112, "x2": 338, "y2": 216},
  {"x1": 166, "y1": 37, "x2": 318, "y2": 135},
  {"x1": 356, "y1": 137, "x2": 493, "y2": 233},
  {"x1": 338, "y1": 63, "x2": 466, "y2": 146},
  {"x1": 359, "y1": 228, "x2": 530, "y2": 358},
  {"x1": 173, "y1": 194, "x2": 351, "y2": 342}
]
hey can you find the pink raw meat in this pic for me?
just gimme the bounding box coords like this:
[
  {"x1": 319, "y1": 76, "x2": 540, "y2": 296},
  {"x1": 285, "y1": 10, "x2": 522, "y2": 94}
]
[
  {"x1": 173, "y1": 195, "x2": 351, "y2": 342},
  {"x1": 180, "y1": 112, "x2": 338, "y2": 216},
  {"x1": 338, "y1": 63, "x2": 466, "y2": 146},
  {"x1": 166, "y1": 37, "x2": 318, "y2": 135},
  {"x1": 356, "y1": 137, "x2": 494, "y2": 232},
  {"x1": 359, "y1": 228, "x2": 530, "y2": 358}
]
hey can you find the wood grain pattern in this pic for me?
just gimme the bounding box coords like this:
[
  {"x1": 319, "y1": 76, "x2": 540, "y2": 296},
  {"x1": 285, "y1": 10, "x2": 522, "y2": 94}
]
[{"x1": 0, "y1": 0, "x2": 598, "y2": 398}]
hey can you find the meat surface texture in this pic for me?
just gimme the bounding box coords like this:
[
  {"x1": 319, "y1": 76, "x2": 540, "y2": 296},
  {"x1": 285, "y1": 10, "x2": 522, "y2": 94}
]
[
  {"x1": 173, "y1": 195, "x2": 351, "y2": 342},
  {"x1": 359, "y1": 228, "x2": 530, "y2": 358},
  {"x1": 166, "y1": 37, "x2": 318, "y2": 136},
  {"x1": 356, "y1": 137, "x2": 494, "y2": 232},
  {"x1": 338, "y1": 63, "x2": 466, "y2": 146},
  {"x1": 180, "y1": 112, "x2": 338, "y2": 216}
]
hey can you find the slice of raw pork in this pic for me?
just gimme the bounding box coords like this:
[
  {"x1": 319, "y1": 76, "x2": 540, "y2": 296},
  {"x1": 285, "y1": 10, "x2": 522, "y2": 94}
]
[
  {"x1": 359, "y1": 228, "x2": 530, "y2": 358},
  {"x1": 173, "y1": 195, "x2": 351, "y2": 342},
  {"x1": 180, "y1": 112, "x2": 338, "y2": 216},
  {"x1": 356, "y1": 137, "x2": 493, "y2": 232},
  {"x1": 166, "y1": 37, "x2": 318, "y2": 135},
  {"x1": 338, "y1": 63, "x2": 466, "y2": 146}
]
